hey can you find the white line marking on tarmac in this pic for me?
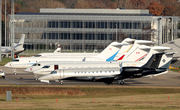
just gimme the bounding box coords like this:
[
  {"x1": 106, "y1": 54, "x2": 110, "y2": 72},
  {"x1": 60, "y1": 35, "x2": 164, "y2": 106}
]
[{"x1": 5, "y1": 78, "x2": 21, "y2": 84}]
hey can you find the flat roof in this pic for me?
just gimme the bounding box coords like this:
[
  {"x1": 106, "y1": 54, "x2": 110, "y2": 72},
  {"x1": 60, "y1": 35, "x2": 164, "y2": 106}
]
[
  {"x1": 15, "y1": 12, "x2": 153, "y2": 16},
  {"x1": 40, "y1": 8, "x2": 149, "y2": 15}
]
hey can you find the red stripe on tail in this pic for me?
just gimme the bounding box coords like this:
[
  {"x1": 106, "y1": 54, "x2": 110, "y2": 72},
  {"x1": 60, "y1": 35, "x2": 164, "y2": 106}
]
[
  {"x1": 117, "y1": 55, "x2": 125, "y2": 61},
  {"x1": 135, "y1": 54, "x2": 147, "y2": 62}
]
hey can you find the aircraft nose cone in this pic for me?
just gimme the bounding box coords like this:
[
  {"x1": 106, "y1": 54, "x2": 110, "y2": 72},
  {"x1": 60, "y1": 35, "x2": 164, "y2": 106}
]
[
  {"x1": 38, "y1": 75, "x2": 48, "y2": 80},
  {"x1": 24, "y1": 67, "x2": 32, "y2": 72},
  {"x1": 4, "y1": 63, "x2": 11, "y2": 67}
]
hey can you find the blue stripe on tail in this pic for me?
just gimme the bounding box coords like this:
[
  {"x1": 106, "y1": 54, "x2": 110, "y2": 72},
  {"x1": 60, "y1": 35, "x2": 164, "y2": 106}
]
[{"x1": 106, "y1": 50, "x2": 119, "y2": 62}]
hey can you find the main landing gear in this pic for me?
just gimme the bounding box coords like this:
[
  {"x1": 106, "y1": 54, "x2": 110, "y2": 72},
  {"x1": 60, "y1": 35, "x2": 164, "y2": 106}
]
[
  {"x1": 60, "y1": 80, "x2": 63, "y2": 85},
  {"x1": 117, "y1": 80, "x2": 124, "y2": 85},
  {"x1": 35, "y1": 77, "x2": 38, "y2": 80},
  {"x1": 34, "y1": 74, "x2": 38, "y2": 80}
]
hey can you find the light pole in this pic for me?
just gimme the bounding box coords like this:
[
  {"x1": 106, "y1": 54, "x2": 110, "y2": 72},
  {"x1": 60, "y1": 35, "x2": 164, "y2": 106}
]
[
  {"x1": 5, "y1": 0, "x2": 6, "y2": 47},
  {"x1": 157, "y1": 18, "x2": 161, "y2": 46},
  {"x1": 116, "y1": 23, "x2": 117, "y2": 42},
  {"x1": 11, "y1": 0, "x2": 14, "y2": 59},
  {"x1": 0, "y1": 0, "x2": 2, "y2": 62}
]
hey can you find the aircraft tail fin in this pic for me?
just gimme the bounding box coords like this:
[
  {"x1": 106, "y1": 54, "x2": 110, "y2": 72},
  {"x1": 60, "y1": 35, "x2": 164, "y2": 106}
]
[
  {"x1": 54, "y1": 47, "x2": 61, "y2": 53},
  {"x1": 142, "y1": 53, "x2": 164, "y2": 69},
  {"x1": 18, "y1": 34, "x2": 25, "y2": 44},
  {"x1": 14, "y1": 34, "x2": 25, "y2": 51},
  {"x1": 96, "y1": 42, "x2": 120, "y2": 61},
  {"x1": 122, "y1": 45, "x2": 151, "y2": 62},
  {"x1": 137, "y1": 46, "x2": 172, "y2": 64},
  {"x1": 158, "y1": 52, "x2": 176, "y2": 69}
]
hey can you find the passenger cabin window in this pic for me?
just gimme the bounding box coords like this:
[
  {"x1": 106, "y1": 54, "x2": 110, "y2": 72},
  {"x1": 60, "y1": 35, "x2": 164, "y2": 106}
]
[
  {"x1": 32, "y1": 63, "x2": 41, "y2": 66},
  {"x1": 42, "y1": 66, "x2": 50, "y2": 68},
  {"x1": 54, "y1": 71, "x2": 57, "y2": 74},
  {"x1": 50, "y1": 71, "x2": 57, "y2": 74}
]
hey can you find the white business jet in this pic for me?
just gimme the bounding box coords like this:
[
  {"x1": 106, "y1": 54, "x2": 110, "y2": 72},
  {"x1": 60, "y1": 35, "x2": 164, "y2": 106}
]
[{"x1": 1, "y1": 34, "x2": 25, "y2": 57}]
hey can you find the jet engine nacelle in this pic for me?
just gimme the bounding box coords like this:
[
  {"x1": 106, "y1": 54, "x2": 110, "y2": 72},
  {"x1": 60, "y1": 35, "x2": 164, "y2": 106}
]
[
  {"x1": 121, "y1": 67, "x2": 144, "y2": 77},
  {"x1": 122, "y1": 67, "x2": 143, "y2": 73}
]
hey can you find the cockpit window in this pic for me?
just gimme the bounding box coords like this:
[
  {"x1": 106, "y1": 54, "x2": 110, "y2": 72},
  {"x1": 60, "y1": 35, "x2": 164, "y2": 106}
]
[
  {"x1": 12, "y1": 59, "x2": 19, "y2": 62},
  {"x1": 42, "y1": 66, "x2": 50, "y2": 68},
  {"x1": 34, "y1": 55, "x2": 42, "y2": 57},
  {"x1": 50, "y1": 71, "x2": 57, "y2": 74},
  {"x1": 32, "y1": 63, "x2": 41, "y2": 66}
]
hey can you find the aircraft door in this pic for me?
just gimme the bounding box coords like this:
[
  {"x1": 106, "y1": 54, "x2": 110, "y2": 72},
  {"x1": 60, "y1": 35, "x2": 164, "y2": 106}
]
[{"x1": 54, "y1": 65, "x2": 58, "y2": 70}]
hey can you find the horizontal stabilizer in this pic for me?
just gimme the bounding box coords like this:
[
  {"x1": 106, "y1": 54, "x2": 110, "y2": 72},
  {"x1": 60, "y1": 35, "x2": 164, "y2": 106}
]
[
  {"x1": 165, "y1": 52, "x2": 177, "y2": 55},
  {"x1": 123, "y1": 38, "x2": 135, "y2": 43},
  {"x1": 112, "y1": 43, "x2": 131, "y2": 47},
  {"x1": 136, "y1": 40, "x2": 155, "y2": 44},
  {"x1": 152, "y1": 46, "x2": 171, "y2": 50},
  {"x1": 138, "y1": 45, "x2": 151, "y2": 50}
]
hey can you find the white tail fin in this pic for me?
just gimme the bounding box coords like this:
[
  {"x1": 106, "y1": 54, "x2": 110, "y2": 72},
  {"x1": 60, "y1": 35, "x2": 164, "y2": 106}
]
[
  {"x1": 99, "y1": 38, "x2": 135, "y2": 61},
  {"x1": 54, "y1": 47, "x2": 61, "y2": 53},
  {"x1": 158, "y1": 52, "x2": 176, "y2": 69},
  {"x1": 18, "y1": 34, "x2": 25, "y2": 44},
  {"x1": 14, "y1": 34, "x2": 25, "y2": 51},
  {"x1": 96, "y1": 42, "x2": 120, "y2": 61},
  {"x1": 121, "y1": 46, "x2": 172, "y2": 67},
  {"x1": 138, "y1": 46, "x2": 172, "y2": 64},
  {"x1": 122, "y1": 45, "x2": 151, "y2": 62},
  {"x1": 116, "y1": 40, "x2": 154, "y2": 61},
  {"x1": 113, "y1": 38, "x2": 135, "y2": 60}
]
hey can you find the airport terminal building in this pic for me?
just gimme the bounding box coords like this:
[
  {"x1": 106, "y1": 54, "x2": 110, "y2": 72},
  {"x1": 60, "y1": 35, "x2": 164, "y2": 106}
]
[{"x1": 8, "y1": 8, "x2": 180, "y2": 52}]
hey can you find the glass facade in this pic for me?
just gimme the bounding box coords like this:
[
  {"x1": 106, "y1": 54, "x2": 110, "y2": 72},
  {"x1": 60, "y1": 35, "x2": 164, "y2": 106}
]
[{"x1": 8, "y1": 11, "x2": 164, "y2": 53}]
